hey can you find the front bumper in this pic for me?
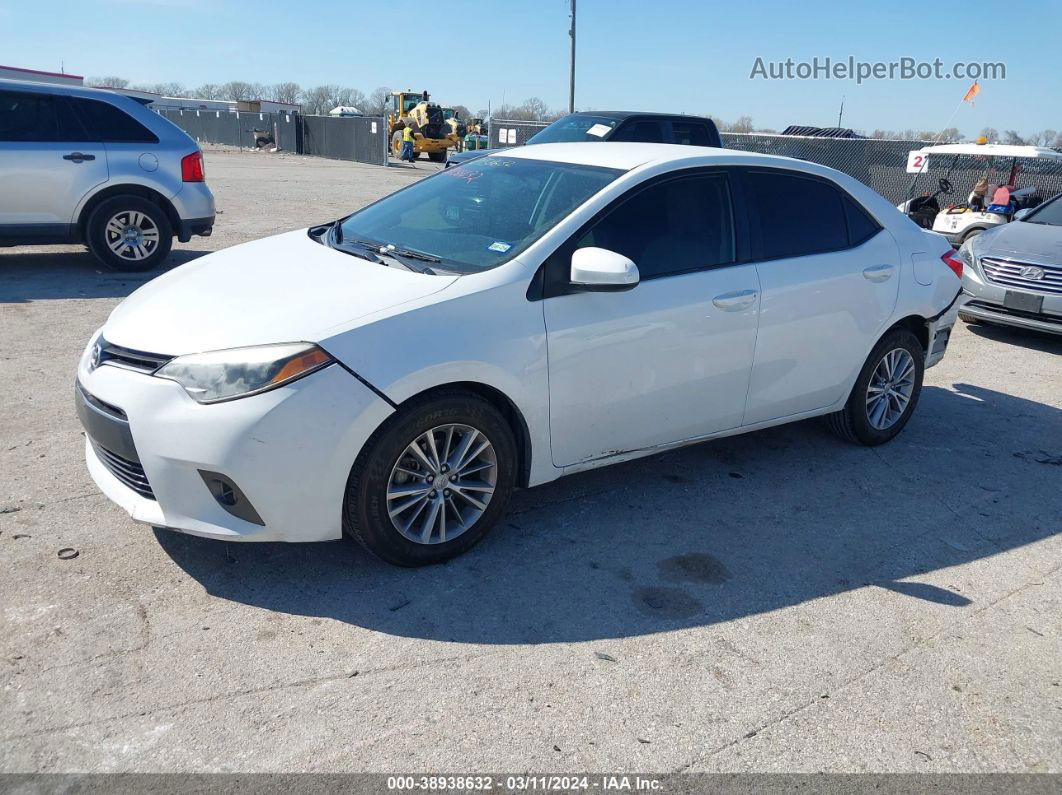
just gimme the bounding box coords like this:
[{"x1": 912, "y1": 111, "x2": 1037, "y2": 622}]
[
  {"x1": 960, "y1": 257, "x2": 1062, "y2": 335},
  {"x1": 77, "y1": 353, "x2": 393, "y2": 543}
]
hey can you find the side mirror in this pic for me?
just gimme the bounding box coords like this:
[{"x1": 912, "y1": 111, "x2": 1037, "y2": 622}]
[
  {"x1": 1013, "y1": 207, "x2": 1032, "y2": 221},
  {"x1": 570, "y1": 247, "x2": 639, "y2": 292}
]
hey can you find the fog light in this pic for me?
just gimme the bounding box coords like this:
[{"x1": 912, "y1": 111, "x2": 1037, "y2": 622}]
[{"x1": 198, "y1": 470, "x2": 265, "y2": 526}]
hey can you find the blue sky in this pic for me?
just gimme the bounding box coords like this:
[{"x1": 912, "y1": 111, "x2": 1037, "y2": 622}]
[{"x1": 1, "y1": 0, "x2": 1058, "y2": 137}]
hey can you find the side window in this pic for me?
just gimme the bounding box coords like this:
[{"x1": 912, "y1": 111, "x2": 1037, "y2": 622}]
[
  {"x1": 0, "y1": 90, "x2": 80, "y2": 142},
  {"x1": 843, "y1": 196, "x2": 881, "y2": 246},
  {"x1": 743, "y1": 171, "x2": 849, "y2": 259},
  {"x1": 70, "y1": 98, "x2": 159, "y2": 144},
  {"x1": 574, "y1": 174, "x2": 736, "y2": 279},
  {"x1": 670, "y1": 121, "x2": 711, "y2": 146},
  {"x1": 609, "y1": 120, "x2": 665, "y2": 143}
]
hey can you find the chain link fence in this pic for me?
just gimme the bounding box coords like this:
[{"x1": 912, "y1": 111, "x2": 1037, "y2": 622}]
[{"x1": 485, "y1": 120, "x2": 1062, "y2": 206}]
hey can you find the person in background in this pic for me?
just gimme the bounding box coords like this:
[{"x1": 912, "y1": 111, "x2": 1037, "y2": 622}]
[
  {"x1": 969, "y1": 177, "x2": 989, "y2": 211},
  {"x1": 401, "y1": 125, "x2": 416, "y2": 167}
]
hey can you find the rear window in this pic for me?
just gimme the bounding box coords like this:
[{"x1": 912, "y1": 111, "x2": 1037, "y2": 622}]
[
  {"x1": 744, "y1": 171, "x2": 849, "y2": 259},
  {"x1": 70, "y1": 98, "x2": 159, "y2": 144},
  {"x1": 670, "y1": 121, "x2": 712, "y2": 146}
]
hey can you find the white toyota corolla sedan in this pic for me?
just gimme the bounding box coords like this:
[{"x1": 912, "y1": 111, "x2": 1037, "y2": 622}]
[{"x1": 77, "y1": 143, "x2": 963, "y2": 566}]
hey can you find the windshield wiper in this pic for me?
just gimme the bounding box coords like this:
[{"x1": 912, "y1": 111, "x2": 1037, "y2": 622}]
[{"x1": 378, "y1": 245, "x2": 441, "y2": 275}]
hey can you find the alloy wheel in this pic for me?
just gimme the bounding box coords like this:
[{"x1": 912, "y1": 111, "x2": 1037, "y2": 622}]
[
  {"x1": 865, "y1": 348, "x2": 916, "y2": 430},
  {"x1": 386, "y1": 424, "x2": 498, "y2": 545},
  {"x1": 104, "y1": 210, "x2": 160, "y2": 262}
]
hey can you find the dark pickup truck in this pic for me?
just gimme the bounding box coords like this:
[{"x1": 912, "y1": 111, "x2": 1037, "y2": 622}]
[{"x1": 445, "y1": 110, "x2": 722, "y2": 168}]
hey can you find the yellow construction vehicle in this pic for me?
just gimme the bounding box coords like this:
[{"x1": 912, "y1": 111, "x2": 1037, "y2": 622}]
[{"x1": 388, "y1": 90, "x2": 461, "y2": 162}]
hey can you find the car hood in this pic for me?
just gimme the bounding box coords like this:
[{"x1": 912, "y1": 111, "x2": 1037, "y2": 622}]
[
  {"x1": 978, "y1": 220, "x2": 1062, "y2": 262},
  {"x1": 103, "y1": 229, "x2": 459, "y2": 355}
]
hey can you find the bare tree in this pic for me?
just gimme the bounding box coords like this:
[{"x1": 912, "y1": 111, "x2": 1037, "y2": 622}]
[
  {"x1": 301, "y1": 85, "x2": 333, "y2": 116},
  {"x1": 337, "y1": 87, "x2": 366, "y2": 111},
  {"x1": 1002, "y1": 130, "x2": 1026, "y2": 146},
  {"x1": 268, "y1": 82, "x2": 302, "y2": 105},
  {"x1": 979, "y1": 127, "x2": 998, "y2": 143},
  {"x1": 219, "y1": 81, "x2": 259, "y2": 102},
  {"x1": 451, "y1": 104, "x2": 471, "y2": 120},
  {"x1": 89, "y1": 76, "x2": 129, "y2": 88},
  {"x1": 366, "y1": 87, "x2": 393, "y2": 116},
  {"x1": 727, "y1": 116, "x2": 754, "y2": 134},
  {"x1": 194, "y1": 84, "x2": 222, "y2": 100}
]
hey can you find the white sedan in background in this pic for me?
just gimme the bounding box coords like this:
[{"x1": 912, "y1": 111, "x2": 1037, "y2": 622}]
[{"x1": 77, "y1": 143, "x2": 963, "y2": 566}]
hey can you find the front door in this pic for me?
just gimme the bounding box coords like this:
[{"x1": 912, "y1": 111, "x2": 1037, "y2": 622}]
[
  {"x1": 543, "y1": 171, "x2": 761, "y2": 466},
  {"x1": 0, "y1": 89, "x2": 107, "y2": 235}
]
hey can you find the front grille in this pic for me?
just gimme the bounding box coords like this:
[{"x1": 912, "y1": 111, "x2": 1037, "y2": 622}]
[
  {"x1": 92, "y1": 442, "x2": 155, "y2": 500},
  {"x1": 96, "y1": 338, "x2": 172, "y2": 374},
  {"x1": 980, "y1": 257, "x2": 1062, "y2": 295}
]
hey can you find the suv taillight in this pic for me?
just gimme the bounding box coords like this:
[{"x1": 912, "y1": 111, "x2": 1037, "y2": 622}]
[
  {"x1": 181, "y1": 151, "x2": 205, "y2": 182},
  {"x1": 942, "y1": 250, "x2": 963, "y2": 279}
]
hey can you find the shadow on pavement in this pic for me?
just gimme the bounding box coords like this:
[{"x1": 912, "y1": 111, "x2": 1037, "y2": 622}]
[
  {"x1": 0, "y1": 248, "x2": 210, "y2": 303},
  {"x1": 963, "y1": 319, "x2": 1062, "y2": 355},
  {"x1": 157, "y1": 382, "x2": 1060, "y2": 645}
]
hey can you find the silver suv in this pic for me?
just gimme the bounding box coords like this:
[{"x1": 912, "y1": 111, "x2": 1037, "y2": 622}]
[{"x1": 0, "y1": 79, "x2": 215, "y2": 272}]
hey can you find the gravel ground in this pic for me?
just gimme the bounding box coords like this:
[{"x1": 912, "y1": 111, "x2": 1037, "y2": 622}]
[{"x1": 1, "y1": 151, "x2": 1060, "y2": 774}]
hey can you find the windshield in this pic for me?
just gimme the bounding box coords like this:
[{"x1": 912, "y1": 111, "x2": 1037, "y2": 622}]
[
  {"x1": 337, "y1": 157, "x2": 623, "y2": 272},
  {"x1": 1025, "y1": 194, "x2": 1062, "y2": 226},
  {"x1": 527, "y1": 115, "x2": 619, "y2": 144}
]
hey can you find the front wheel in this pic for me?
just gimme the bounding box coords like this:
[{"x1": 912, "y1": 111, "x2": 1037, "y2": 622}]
[
  {"x1": 825, "y1": 328, "x2": 924, "y2": 446},
  {"x1": 85, "y1": 196, "x2": 173, "y2": 272},
  {"x1": 344, "y1": 394, "x2": 517, "y2": 566}
]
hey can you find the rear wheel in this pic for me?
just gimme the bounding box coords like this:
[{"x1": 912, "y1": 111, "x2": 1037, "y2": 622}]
[
  {"x1": 86, "y1": 196, "x2": 172, "y2": 272},
  {"x1": 960, "y1": 228, "x2": 984, "y2": 243},
  {"x1": 825, "y1": 328, "x2": 924, "y2": 446},
  {"x1": 427, "y1": 150, "x2": 447, "y2": 163},
  {"x1": 391, "y1": 131, "x2": 403, "y2": 158},
  {"x1": 344, "y1": 394, "x2": 517, "y2": 566}
]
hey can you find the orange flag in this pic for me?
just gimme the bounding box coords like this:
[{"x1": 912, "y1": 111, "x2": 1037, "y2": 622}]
[{"x1": 962, "y1": 81, "x2": 980, "y2": 103}]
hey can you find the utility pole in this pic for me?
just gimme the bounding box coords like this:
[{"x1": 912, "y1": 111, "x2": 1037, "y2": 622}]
[{"x1": 568, "y1": 0, "x2": 576, "y2": 113}]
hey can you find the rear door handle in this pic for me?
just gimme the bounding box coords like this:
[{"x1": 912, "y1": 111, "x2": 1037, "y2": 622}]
[
  {"x1": 712, "y1": 289, "x2": 759, "y2": 311},
  {"x1": 63, "y1": 152, "x2": 96, "y2": 162},
  {"x1": 862, "y1": 263, "x2": 894, "y2": 282}
]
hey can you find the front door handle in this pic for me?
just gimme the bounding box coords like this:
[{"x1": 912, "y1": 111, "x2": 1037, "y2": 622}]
[
  {"x1": 862, "y1": 263, "x2": 894, "y2": 282},
  {"x1": 712, "y1": 289, "x2": 759, "y2": 311},
  {"x1": 63, "y1": 152, "x2": 96, "y2": 162}
]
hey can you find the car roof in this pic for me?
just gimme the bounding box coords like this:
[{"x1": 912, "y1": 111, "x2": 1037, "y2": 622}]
[
  {"x1": 567, "y1": 110, "x2": 714, "y2": 122},
  {"x1": 494, "y1": 142, "x2": 793, "y2": 171},
  {"x1": 0, "y1": 78, "x2": 131, "y2": 102}
]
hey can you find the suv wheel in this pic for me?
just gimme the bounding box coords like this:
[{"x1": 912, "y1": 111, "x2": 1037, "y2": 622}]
[
  {"x1": 344, "y1": 393, "x2": 517, "y2": 566},
  {"x1": 825, "y1": 328, "x2": 924, "y2": 446},
  {"x1": 86, "y1": 196, "x2": 173, "y2": 272}
]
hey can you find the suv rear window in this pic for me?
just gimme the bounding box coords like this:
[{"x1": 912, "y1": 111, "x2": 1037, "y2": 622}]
[
  {"x1": 671, "y1": 121, "x2": 712, "y2": 146},
  {"x1": 70, "y1": 98, "x2": 159, "y2": 144},
  {"x1": 0, "y1": 90, "x2": 85, "y2": 142}
]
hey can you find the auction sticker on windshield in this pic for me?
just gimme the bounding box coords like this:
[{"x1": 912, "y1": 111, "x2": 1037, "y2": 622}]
[{"x1": 586, "y1": 123, "x2": 611, "y2": 137}]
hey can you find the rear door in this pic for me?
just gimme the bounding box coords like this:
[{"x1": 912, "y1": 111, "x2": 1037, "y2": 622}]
[
  {"x1": 739, "y1": 168, "x2": 900, "y2": 425},
  {"x1": 68, "y1": 97, "x2": 162, "y2": 192},
  {"x1": 0, "y1": 89, "x2": 107, "y2": 237}
]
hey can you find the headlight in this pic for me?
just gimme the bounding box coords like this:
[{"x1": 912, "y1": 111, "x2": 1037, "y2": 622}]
[
  {"x1": 957, "y1": 239, "x2": 976, "y2": 268},
  {"x1": 155, "y1": 342, "x2": 334, "y2": 404}
]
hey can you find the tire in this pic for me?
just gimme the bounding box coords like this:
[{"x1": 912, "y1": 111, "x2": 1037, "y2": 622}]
[
  {"x1": 391, "y1": 131, "x2": 403, "y2": 158},
  {"x1": 825, "y1": 328, "x2": 924, "y2": 446},
  {"x1": 960, "y1": 228, "x2": 983, "y2": 243},
  {"x1": 958, "y1": 311, "x2": 984, "y2": 326},
  {"x1": 344, "y1": 393, "x2": 517, "y2": 566},
  {"x1": 86, "y1": 196, "x2": 173, "y2": 272},
  {"x1": 427, "y1": 150, "x2": 447, "y2": 163}
]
